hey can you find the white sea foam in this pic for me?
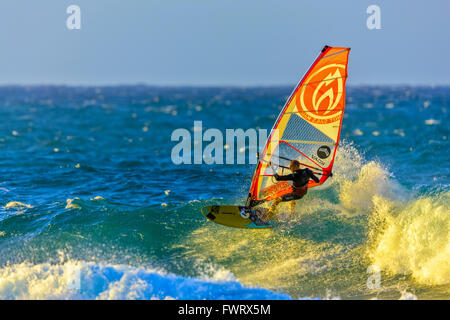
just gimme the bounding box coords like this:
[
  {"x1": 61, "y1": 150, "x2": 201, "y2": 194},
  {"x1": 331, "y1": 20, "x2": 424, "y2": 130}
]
[
  {"x1": 425, "y1": 119, "x2": 440, "y2": 125},
  {"x1": 65, "y1": 198, "x2": 81, "y2": 210},
  {"x1": 399, "y1": 291, "x2": 418, "y2": 300},
  {"x1": 0, "y1": 261, "x2": 291, "y2": 300},
  {"x1": 3, "y1": 201, "x2": 33, "y2": 210}
]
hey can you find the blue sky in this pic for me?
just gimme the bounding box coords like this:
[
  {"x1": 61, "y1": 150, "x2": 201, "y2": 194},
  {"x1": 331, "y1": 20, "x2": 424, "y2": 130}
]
[{"x1": 0, "y1": 0, "x2": 448, "y2": 85}]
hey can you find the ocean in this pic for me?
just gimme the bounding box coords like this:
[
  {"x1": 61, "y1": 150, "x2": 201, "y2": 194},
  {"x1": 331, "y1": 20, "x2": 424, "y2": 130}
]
[{"x1": 0, "y1": 85, "x2": 448, "y2": 299}]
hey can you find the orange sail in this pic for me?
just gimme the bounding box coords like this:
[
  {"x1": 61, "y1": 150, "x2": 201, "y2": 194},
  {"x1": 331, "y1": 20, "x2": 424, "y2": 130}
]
[{"x1": 247, "y1": 45, "x2": 350, "y2": 206}]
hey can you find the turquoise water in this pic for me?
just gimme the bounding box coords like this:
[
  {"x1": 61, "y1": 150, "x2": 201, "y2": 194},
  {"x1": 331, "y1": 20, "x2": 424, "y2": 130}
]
[{"x1": 0, "y1": 85, "x2": 448, "y2": 299}]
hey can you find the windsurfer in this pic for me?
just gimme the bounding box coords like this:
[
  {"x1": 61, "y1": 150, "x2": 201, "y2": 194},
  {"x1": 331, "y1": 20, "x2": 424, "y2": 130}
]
[{"x1": 262, "y1": 160, "x2": 321, "y2": 221}]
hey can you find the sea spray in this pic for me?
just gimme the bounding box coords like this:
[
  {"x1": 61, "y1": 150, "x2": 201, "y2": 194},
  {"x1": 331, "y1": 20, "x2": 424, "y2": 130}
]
[
  {"x1": 367, "y1": 192, "x2": 449, "y2": 285},
  {"x1": 335, "y1": 144, "x2": 449, "y2": 286}
]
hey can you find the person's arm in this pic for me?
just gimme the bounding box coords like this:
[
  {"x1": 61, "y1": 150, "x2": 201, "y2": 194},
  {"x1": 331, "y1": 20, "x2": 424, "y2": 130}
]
[
  {"x1": 274, "y1": 173, "x2": 294, "y2": 181},
  {"x1": 307, "y1": 169, "x2": 320, "y2": 183},
  {"x1": 269, "y1": 162, "x2": 294, "y2": 181}
]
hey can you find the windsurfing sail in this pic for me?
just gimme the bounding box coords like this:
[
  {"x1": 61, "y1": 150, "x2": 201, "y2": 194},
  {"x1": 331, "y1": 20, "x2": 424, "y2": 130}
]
[{"x1": 246, "y1": 45, "x2": 350, "y2": 206}]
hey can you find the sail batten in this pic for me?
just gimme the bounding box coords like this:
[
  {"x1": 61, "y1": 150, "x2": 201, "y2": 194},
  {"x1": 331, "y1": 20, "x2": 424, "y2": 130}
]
[{"x1": 247, "y1": 46, "x2": 350, "y2": 205}]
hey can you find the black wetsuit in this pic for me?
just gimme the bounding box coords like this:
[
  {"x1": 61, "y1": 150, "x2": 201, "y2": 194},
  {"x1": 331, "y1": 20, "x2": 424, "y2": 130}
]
[{"x1": 274, "y1": 168, "x2": 320, "y2": 201}]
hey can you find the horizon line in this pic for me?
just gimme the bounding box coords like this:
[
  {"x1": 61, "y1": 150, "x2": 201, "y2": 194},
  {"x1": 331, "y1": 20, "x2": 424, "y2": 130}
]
[{"x1": 0, "y1": 82, "x2": 449, "y2": 88}]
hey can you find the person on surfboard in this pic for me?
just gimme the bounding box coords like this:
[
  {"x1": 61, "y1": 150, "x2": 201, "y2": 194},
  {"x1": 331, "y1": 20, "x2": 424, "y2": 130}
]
[{"x1": 262, "y1": 160, "x2": 320, "y2": 222}]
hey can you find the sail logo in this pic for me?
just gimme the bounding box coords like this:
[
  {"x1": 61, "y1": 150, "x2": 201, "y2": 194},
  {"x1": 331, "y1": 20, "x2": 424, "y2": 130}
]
[
  {"x1": 297, "y1": 64, "x2": 346, "y2": 124},
  {"x1": 317, "y1": 146, "x2": 331, "y2": 159}
]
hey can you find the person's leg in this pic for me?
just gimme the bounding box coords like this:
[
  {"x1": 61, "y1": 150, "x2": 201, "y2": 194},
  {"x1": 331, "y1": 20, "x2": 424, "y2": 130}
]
[
  {"x1": 289, "y1": 200, "x2": 296, "y2": 216},
  {"x1": 264, "y1": 197, "x2": 281, "y2": 222}
]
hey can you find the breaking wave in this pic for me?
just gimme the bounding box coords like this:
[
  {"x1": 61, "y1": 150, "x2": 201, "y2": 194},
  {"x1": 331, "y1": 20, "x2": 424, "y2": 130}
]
[{"x1": 0, "y1": 261, "x2": 291, "y2": 300}]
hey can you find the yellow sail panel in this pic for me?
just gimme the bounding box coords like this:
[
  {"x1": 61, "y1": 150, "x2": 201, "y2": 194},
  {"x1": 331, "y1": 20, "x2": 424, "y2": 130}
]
[{"x1": 247, "y1": 46, "x2": 350, "y2": 205}]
